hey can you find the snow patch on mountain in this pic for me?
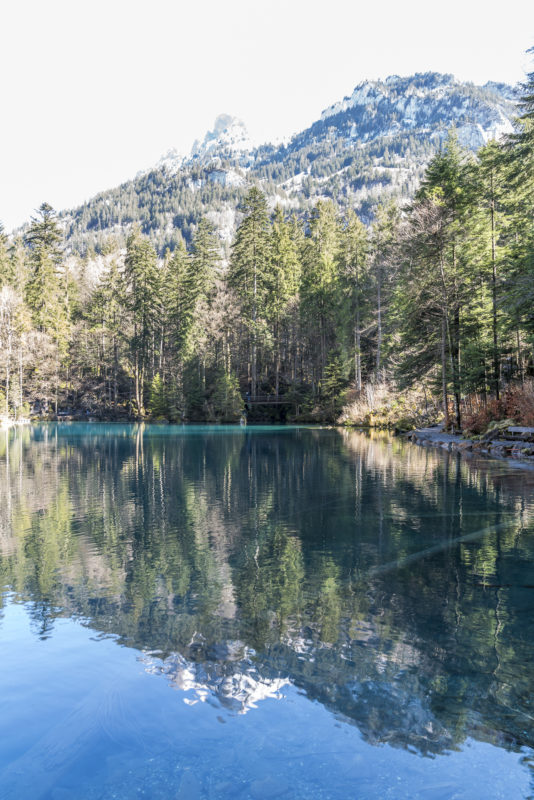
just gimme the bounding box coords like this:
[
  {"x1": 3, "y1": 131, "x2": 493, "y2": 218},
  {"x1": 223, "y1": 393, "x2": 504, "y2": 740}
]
[
  {"x1": 318, "y1": 73, "x2": 515, "y2": 147},
  {"x1": 206, "y1": 167, "x2": 246, "y2": 188},
  {"x1": 206, "y1": 206, "x2": 239, "y2": 245},
  {"x1": 321, "y1": 73, "x2": 454, "y2": 121},
  {"x1": 156, "y1": 147, "x2": 185, "y2": 174}
]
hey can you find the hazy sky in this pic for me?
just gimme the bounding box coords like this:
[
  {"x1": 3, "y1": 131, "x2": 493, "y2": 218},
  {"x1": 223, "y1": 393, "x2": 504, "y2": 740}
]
[{"x1": 1, "y1": 0, "x2": 533, "y2": 231}]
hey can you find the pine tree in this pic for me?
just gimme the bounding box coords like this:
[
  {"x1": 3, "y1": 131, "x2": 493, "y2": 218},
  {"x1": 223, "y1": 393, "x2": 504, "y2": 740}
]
[
  {"x1": 473, "y1": 141, "x2": 510, "y2": 399},
  {"x1": 8, "y1": 237, "x2": 28, "y2": 296},
  {"x1": 187, "y1": 218, "x2": 220, "y2": 399},
  {"x1": 162, "y1": 239, "x2": 194, "y2": 419},
  {"x1": 190, "y1": 218, "x2": 219, "y2": 301},
  {"x1": 369, "y1": 201, "x2": 399, "y2": 381},
  {"x1": 229, "y1": 187, "x2": 271, "y2": 396},
  {"x1": 268, "y1": 206, "x2": 301, "y2": 394},
  {"x1": 85, "y1": 259, "x2": 127, "y2": 411},
  {"x1": 338, "y1": 210, "x2": 369, "y2": 392},
  {"x1": 321, "y1": 351, "x2": 346, "y2": 418},
  {"x1": 503, "y1": 48, "x2": 534, "y2": 353},
  {"x1": 24, "y1": 203, "x2": 70, "y2": 413},
  {"x1": 165, "y1": 238, "x2": 193, "y2": 355},
  {"x1": 211, "y1": 370, "x2": 243, "y2": 422},
  {"x1": 506, "y1": 46, "x2": 534, "y2": 189},
  {"x1": 395, "y1": 197, "x2": 455, "y2": 426},
  {"x1": 415, "y1": 133, "x2": 474, "y2": 428},
  {"x1": 0, "y1": 224, "x2": 14, "y2": 288},
  {"x1": 300, "y1": 200, "x2": 340, "y2": 393},
  {"x1": 25, "y1": 203, "x2": 63, "y2": 333},
  {"x1": 149, "y1": 372, "x2": 168, "y2": 418},
  {"x1": 124, "y1": 228, "x2": 160, "y2": 415}
]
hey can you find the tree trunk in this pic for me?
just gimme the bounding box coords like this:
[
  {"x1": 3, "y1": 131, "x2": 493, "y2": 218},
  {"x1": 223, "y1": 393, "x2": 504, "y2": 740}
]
[
  {"x1": 5, "y1": 323, "x2": 12, "y2": 416},
  {"x1": 252, "y1": 246, "x2": 257, "y2": 397},
  {"x1": 516, "y1": 329, "x2": 524, "y2": 385},
  {"x1": 354, "y1": 295, "x2": 361, "y2": 393},
  {"x1": 442, "y1": 313, "x2": 450, "y2": 429},
  {"x1": 452, "y1": 306, "x2": 461, "y2": 430},
  {"x1": 19, "y1": 345, "x2": 23, "y2": 414},
  {"x1": 113, "y1": 333, "x2": 118, "y2": 407},
  {"x1": 490, "y1": 185, "x2": 500, "y2": 400},
  {"x1": 376, "y1": 269, "x2": 382, "y2": 378},
  {"x1": 135, "y1": 348, "x2": 141, "y2": 416}
]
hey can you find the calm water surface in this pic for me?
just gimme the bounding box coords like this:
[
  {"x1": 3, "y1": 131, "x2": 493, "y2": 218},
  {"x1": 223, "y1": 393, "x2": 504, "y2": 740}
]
[{"x1": 2, "y1": 423, "x2": 534, "y2": 799}]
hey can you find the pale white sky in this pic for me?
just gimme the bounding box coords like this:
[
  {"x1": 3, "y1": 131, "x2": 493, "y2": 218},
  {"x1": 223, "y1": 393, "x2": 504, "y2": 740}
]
[{"x1": 1, "y1": 0, "x2": 533, "y2": 231}]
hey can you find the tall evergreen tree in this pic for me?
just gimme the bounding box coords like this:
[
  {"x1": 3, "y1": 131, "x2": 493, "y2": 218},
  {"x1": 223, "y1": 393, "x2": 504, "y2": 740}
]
[
  {"x1": 229, "y1": 187, "x2": 271, "y2": 396},
  {"x1": 85, "y1": 259, "x2": 127, "y2": 410},
  {"x1": 300, "y1": 200, "x2": 340, "y2": 393},
  {"x1": 395, "y1": 197, "x2": 455, "y2": 426},
  {"x1": 0, "y1": 224, "x2": 14, "y2": 289},
  {"x1": 8, "y1": 237, "x2": 28, "y2": 296},
  {"x1": 472, "y1": 141, "x2": 510, "y2": 398},
  {"x1": 161, "y1": 239, "x2": 194, "y2": 419},
  {"x1": 338, "y1": 210, "x2": 369, "y2": 392},
  {"x1": 124, "y1": 227, "x2": 160, "y2": 415},
  {"x1": 415, "y1": 134, "x2": 474, "y2": 427},
  {"x1": 24, "y1": 203, "x2": 63, "y2": 333},
  {"x1": 186, "y1": 218, "x2": 221, "y2": 406},
  {"x1": 269, "y1": 206, "x2": 301, "y2": 394},
  {"x1": 24, "y1": 203, "x2": 70, "y2": 412},
  {"x1": 190, "y1": 218, "x2": 219, "y2": 300},
  {"x1": 369, "y1": 201, "x2": 399, "y2": 380},
  {"x1": 503, "y1": 48, "x2": 534, "y2": 350}
]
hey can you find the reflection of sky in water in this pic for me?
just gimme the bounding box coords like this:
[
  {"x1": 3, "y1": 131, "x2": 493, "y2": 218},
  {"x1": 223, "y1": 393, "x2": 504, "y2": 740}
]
[{"x1": 1, "y1": 424, "x2": 534, "y2": 798}]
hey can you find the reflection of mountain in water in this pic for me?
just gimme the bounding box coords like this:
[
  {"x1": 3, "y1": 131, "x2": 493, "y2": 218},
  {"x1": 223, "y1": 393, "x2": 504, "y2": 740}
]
[
  {"x1": 1, "y1": 424, "x2": 534, "y2": 756},
  {"x1": 141, "y1": 643, "x2": 289, "y2": 714}
]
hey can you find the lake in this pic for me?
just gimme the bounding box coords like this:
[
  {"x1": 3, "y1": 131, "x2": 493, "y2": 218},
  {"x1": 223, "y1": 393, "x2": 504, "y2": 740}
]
[{"x1": 1, "y1": 423, "x2": 534, "y2": 799}]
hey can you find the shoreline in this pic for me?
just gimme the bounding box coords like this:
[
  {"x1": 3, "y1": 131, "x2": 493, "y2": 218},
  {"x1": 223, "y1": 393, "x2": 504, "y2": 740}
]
[
  {"x1": 6, "y1": 419, "x2": 534, "y2": 473},
  {"x1": 406, "y1": 426, "x2": 534, "y2": 469}
]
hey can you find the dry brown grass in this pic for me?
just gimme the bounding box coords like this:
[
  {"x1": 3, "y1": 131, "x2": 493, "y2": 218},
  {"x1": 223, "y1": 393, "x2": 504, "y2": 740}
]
[
  {"x1": 338, "y1": 381, "x2": 440, "y2": 429},
  {"x1": 462, "y1": 380, "x2": 534, "y2": 434}
]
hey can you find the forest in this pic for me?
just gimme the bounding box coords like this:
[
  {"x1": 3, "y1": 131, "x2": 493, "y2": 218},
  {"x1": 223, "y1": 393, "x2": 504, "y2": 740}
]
[{"x1": 0, "y1": 65, "x2": 532, "y2": 430}]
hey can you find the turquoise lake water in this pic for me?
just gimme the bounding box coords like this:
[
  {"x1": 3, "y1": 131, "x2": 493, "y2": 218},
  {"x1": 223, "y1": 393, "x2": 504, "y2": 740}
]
[{"x1": 1, "y1": 423, "x2": 534, "y2": 799}]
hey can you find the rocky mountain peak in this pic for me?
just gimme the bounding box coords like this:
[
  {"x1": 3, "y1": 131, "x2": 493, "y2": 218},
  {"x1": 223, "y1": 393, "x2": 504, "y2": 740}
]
[
  {"x1": 191, "y1": 115, "x2": 254, "y2": 163},
  {"x1": 312, "y1": 72, "x2": 515, "y2": 150}
]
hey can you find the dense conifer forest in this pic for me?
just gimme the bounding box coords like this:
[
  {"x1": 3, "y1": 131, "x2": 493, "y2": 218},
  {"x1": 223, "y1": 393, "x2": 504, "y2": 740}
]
[{"x1": 0, "y1": 61, "x2": 532, "y2": 429}]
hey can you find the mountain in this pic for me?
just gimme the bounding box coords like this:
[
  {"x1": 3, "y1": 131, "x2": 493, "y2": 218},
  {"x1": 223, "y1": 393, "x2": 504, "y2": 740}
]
[
  {"x1": 191, "y1": 113, "x2": 256, "y2": 164},
  {"x1": 60, "y1": 72, "x2": 517, "y2": 256},
  {"x1": 317, "y1": 73, "x2": 513, "y2": 146}
]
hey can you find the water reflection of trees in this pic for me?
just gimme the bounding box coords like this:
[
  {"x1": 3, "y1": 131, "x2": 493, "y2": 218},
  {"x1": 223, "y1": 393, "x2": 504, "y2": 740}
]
[{"x1": 1, "y1": 424, "x2": 534, "y2": 754}]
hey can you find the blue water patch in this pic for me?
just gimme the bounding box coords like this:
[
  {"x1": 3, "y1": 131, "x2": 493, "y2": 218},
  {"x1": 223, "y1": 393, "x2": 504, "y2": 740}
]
[
  {"x1": 0, "y1": 602, "x2": 531, "y2": 800},
  {"x1": 1, "y1": 424, "x2": 534, "y2": 798}
]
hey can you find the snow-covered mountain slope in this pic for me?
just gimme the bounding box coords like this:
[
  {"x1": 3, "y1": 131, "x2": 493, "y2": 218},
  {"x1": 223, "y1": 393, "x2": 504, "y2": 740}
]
[
  {"x1": 317, "y1": 72, "x2": 513, "y2": 147},
  {"x1": 61, "y1": 72, "x2": 517, "y2": 255}
]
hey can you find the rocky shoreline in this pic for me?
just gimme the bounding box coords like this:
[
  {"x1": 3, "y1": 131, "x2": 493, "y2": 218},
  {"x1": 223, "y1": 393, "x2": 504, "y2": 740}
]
[{"x1": 406, "y1": 426, "x2": 534, "y2": 464}]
